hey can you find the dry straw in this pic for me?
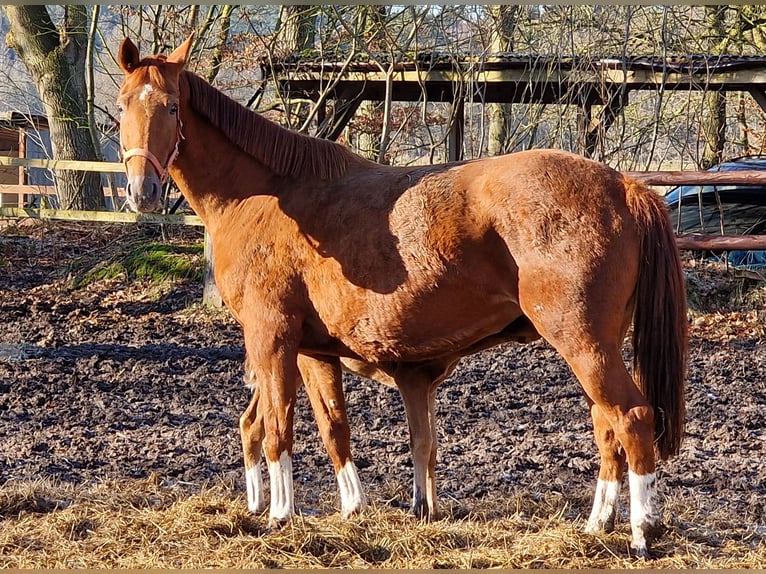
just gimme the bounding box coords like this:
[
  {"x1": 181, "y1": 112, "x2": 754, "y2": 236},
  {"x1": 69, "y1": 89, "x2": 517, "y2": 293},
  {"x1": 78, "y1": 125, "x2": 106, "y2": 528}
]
[{"x1": 1, "y1": 476, "x2": 764, "y2": 568}]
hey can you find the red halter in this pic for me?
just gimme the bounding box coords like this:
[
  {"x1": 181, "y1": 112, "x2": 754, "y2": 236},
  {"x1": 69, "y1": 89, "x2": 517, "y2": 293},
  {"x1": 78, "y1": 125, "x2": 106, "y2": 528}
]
[{"x1": 122, "y1": 118, "x2": 184, "y2": 183}]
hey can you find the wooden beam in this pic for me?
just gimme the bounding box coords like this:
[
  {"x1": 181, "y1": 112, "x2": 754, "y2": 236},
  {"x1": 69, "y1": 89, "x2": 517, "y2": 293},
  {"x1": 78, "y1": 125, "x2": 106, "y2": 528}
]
[
  {"x1": 747, "y1": 87, "x2": 766, "y2": 115},
  {"x1": 583, "y1": 90, "x2": 626, "y2": 159},
  {"x1": 316, "y1": 95, "x2": 364, "y2": 141},
  {"x1": 577, "y1": 101, "x2": 594, "y2": 158},
  {"x1": 0, "y1": 156, "x2": 124, "y2": 173},
  {"x1": 18, "y1": 128, "x2": 26, "y2": 186},
  {"x1": 675, "y1": 233, "x2": 766, "y2": 252},
  {"x1": 203, "y1": 229, "x2": 222, "y2": 307},
  {"x1": 448, "y1": 99, "x2": 464, "y2": 162},
  {"x1": 0, "y1": 207, "x2": 202, "y2": 226},
  {"x1": 625, "y1": 170, "x2": 766, "y2": 186}
]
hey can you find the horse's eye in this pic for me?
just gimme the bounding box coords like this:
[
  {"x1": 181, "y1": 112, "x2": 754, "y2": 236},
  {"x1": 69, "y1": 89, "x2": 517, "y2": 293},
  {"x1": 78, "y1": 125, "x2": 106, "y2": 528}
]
[
  {"x1": 170, "y1": 104, "x2": 178, "y2": 115},
  {"x1": 116, "y1": 103, "x2": 124, "y2": 116}
]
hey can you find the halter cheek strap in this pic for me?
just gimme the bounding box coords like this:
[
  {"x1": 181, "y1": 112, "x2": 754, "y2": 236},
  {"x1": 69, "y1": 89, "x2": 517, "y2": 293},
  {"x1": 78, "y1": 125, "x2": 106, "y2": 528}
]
[{"x1": 122, "y1": 119, "x2": 185, "y2": 183}]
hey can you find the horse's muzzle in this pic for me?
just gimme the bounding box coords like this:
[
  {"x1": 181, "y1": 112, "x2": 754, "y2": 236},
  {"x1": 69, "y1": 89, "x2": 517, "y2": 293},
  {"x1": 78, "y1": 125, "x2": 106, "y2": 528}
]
[{"x1": 126, "y1": 173, "x2": 162, "y2": 213}]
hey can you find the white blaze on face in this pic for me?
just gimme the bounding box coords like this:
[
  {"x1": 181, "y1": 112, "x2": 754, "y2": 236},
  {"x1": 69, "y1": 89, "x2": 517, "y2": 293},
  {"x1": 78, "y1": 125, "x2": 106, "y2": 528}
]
[
  {"x1": 268, "y1": 451, "x2": 294, "y2": 523},
  {"x1": 139, "y1": 84, "x2": 154, "y2": 102},
  {"x1": 336, "y1": 461, "x2": 367, "y2": 518}
]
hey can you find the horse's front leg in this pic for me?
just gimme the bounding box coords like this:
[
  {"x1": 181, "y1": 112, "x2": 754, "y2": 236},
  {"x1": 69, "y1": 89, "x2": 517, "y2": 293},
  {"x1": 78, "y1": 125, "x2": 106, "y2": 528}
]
[
  {"x1": 298, "y1": 354, "x2": 367, "y2": 518},
  {"x1": 239, "y1": 371, "x2": 265, "y2": 514},
  {"x1": 245, "y1": 328, "x2": 300, "y2": 528}
]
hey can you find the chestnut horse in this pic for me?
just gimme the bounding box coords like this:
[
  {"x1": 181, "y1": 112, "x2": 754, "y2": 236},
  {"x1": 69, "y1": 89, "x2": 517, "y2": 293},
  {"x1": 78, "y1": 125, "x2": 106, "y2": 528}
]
[{"x1": 116, "y1": 36, "x2": 687, "y2": 557}]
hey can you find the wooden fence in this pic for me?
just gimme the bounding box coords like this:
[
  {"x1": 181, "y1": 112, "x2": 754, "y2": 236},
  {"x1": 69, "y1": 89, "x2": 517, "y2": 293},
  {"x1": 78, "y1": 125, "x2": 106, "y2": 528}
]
[{"x1": 1, "y1": 156, "x2": 766, "y2": 305}]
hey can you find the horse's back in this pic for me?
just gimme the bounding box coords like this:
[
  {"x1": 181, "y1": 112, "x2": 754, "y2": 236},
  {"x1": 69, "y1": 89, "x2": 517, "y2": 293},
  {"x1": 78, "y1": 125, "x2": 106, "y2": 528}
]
[{"x1": 224, "y1": 148, "x2": 651, "y2": 362}]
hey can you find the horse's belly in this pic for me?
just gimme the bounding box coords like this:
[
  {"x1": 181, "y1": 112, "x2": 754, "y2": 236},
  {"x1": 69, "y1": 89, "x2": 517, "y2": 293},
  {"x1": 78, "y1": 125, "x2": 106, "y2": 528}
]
[{"x1": 339, "y1": 294, "x2": 522, "y2": 362}]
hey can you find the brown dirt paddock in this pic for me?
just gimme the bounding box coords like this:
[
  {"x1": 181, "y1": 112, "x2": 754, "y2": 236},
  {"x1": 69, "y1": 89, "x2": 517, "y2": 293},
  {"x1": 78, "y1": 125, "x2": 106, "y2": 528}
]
[{"x1": 0, "y1": 219, "x2": 765, "y2": 568}]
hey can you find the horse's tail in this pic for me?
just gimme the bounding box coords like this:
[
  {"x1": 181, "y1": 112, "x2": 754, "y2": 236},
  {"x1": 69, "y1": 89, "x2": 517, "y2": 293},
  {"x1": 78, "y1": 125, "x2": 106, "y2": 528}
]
[{"x1": 624, "y1": 176, "x2": 688, "y2": 460}]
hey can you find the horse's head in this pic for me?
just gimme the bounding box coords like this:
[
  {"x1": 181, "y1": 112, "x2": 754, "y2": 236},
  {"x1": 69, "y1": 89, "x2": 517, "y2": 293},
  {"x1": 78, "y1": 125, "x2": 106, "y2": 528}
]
[{"x1": 116, "y1": 35, "x2": 193, "y2": 212}]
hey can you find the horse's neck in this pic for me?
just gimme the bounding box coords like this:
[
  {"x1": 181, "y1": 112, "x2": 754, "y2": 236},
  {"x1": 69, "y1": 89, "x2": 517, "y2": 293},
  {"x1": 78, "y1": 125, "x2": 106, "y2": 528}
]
[{"x1": 170, "y1": 110, "x2": 276, "y2": 233}]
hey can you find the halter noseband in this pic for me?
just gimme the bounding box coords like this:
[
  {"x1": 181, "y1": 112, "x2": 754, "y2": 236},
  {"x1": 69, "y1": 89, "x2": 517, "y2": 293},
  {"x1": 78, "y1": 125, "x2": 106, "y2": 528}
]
[{"x1": 122, "y1": 118, "x2": 184, "y2": 183}]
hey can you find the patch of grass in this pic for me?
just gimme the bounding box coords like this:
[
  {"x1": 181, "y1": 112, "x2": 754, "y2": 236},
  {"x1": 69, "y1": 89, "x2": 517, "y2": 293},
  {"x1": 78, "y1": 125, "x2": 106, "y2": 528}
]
[{"x1": 72, "y1": 241, "x2": 203, "y2": 289}]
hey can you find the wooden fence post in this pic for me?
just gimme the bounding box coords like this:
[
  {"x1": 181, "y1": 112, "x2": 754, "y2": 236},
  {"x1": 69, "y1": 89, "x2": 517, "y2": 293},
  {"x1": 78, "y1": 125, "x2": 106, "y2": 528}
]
[{"x1": 203, "y1": 228, "x2": 222, "y2": 307}]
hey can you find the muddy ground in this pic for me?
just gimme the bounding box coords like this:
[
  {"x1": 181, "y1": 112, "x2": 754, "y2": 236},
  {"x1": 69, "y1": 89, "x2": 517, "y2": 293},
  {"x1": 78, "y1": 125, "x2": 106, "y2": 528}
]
[{"x1": 1, "y1": 220, "x2": 765, "y2": 541}]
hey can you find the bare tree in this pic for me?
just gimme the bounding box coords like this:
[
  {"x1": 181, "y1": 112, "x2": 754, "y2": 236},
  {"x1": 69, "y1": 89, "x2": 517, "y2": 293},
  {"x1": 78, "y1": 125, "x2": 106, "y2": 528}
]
[
  {"x1": 275, "y1": 5, "x2": 316, "y2": 56},
  {"x1": 3, "y1": 5, "x2": 104, "y2": 210},
  {"x1": 487, "y1": 5, "x2": 521, "y2": 156},
  {"x1": 701, "y1": 5, "x2": 727, "y2": 169}
]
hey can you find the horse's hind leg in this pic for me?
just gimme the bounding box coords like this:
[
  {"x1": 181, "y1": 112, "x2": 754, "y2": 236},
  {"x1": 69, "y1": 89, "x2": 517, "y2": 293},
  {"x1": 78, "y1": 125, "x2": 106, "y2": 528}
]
[
  {"x1": 396, "y1": 363, "x2": 450, "y2": 521},
  {"x1": 523, "y1": 298, "x2": 659, "y2": 554},
  {"x1": 298, "y1": 354, "x2": 367, "y2": 518},
  {"x1": 565, "y1": 349, "x2": 661, "y2": 557},
  {"x1": 585, "y1": 402, "x2": 626, "y2": 534},
  {"x1": 240, "y1": 370, "x2": 266, "y2": 514}
]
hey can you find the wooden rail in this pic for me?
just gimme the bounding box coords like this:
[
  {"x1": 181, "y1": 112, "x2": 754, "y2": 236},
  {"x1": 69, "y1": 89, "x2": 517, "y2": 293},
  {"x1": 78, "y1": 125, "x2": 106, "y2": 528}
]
[
  {"x1": 0, "y1": 207, "x2": 202, "y2": 226},
  {"x1": 626, "y1": 170, "x2": 766, "y2": 186},
  {"x1": 3, "y1": 155, "x2": 766, "y2": 257},
  {"x1": 675, "y1": 234, "x2": 766, "y2": 251},
  {"x1": 0, "y1": 156, "x2": 124, "y2": 173}
]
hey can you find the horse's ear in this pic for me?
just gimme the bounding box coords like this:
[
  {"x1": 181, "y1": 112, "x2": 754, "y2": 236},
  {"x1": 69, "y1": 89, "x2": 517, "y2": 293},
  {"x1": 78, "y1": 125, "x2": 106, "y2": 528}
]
[
  {"x1": 167, "y1": 33, "x2": 195, "y2": 68},
  {"x1": 118, "y1": 38, "x2": 141, "y2": 74}
]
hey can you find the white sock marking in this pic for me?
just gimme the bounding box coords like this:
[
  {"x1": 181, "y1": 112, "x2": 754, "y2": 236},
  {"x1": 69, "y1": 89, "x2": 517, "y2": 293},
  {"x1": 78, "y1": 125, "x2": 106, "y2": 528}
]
[
  {"x1": 268, "y1": 451, "x2": 294, "y2": 523},
  {"x1": 586, "y1": 479, "x2": 621, "y2": 533},
  {"x1": 628, "y1": 471, "x2": 659, "y2": 552},
  {"x1": 337, "y1": 461, "x2": 367, "y2": 518},
  {"x1": 245, "y1": 464, "x2": 265, "y2": 513}
]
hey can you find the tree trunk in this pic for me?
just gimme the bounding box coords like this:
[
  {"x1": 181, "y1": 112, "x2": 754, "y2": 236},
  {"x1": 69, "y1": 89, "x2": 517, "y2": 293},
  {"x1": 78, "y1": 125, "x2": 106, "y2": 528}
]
[
  {"x1": 4, "y1": 5, "x2": 104, "y2": 210},
  {"x1": 356, "y1": 5, "x2": 387, "y2": 162},
  {"x1": 487, "y1": 5, "x2": 520, "y2": 156},
  {"x1": 701, "y1": 6, "x2": 727, "y2": 169},
  {"x1": 207, "y1": 6, "x2": 236, "y2": 84},
  {"x1": 275, "y1": 5, "x2": 317, "y2": 55}
]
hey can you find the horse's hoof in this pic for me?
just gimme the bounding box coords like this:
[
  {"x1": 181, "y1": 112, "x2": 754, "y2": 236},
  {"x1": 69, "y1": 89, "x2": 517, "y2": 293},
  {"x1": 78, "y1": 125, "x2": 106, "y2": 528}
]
[
  {"x1": 267, "y1": 515, "x2": 292, "y2": 531},
  {"x1": 630, "y1": 519, "x2": 664, "y2": 559},
  {"x1": 410, "y1": 504, "x2": 429, "y2": 522},
  {"x1": 584, "y1": 516, "x2": 615, "y2": 534},
  {"x1": 248, "y1": 500, "x2": 267, "y2": 514},
  {"x1": 410, "y1": 503, "x2": 439, "y2": 523},
  {"x1": 630, "y1": 545, "x2": 652, "y2": 560},
  {"x1": 341, "y1": 501, "x2": 367, "y2": 520}
]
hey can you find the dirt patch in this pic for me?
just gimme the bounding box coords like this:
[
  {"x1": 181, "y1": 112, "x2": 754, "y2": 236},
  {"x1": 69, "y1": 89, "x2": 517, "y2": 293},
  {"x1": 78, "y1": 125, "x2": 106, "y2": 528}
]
[{"x1": 1, "y1": 220, "x2": 765, "y2": 550}]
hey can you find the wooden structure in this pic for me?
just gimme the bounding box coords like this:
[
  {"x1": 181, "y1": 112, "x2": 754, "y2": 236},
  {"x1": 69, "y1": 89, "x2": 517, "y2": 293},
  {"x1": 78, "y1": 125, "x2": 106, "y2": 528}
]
[
  {"x1": 1, "y1": 157, "x2": 765, "y2": 311},
  {"x1": 273, "y1": 54, "x2": 766, "y2": 161},
  {"x1": 0, "y1": 112, "x2": 49, "y2": 206},
  {"x1": 6, "y1": 50, "x2": 766, "y2": 304},
  {"x1": 0, "y1": 155, "x2": 126, "y2": 209}
]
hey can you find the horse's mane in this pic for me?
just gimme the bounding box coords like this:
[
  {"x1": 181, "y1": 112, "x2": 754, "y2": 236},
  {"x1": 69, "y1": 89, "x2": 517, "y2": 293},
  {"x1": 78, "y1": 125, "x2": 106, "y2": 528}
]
[{"x1": 182, "y1": 71, "x2": 352, "y2": 181}]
